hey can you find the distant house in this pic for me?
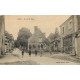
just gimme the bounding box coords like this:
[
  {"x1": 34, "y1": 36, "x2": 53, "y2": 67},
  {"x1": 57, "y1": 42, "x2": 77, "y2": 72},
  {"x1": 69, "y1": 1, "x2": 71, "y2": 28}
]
[
  {"x1": 0, "y1": 16, "x2": 5, "y2": 55},
  {"x1": 28, "y1": 26, "x2": 46, "y2": 52},
  {"x1": 48, "y1": 28, "x2": 61, "y2": 52},
  {"x1": 50, "y1": 36, "x2": 61, "y2": 52}
]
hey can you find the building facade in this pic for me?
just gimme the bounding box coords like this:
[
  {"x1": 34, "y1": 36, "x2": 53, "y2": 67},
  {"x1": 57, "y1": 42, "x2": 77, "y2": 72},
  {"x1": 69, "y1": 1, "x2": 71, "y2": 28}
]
[
  {"x1": 0, "y1": 16, "x2": 5, "y2": 55},
  {"x1": 75, "y1": 16, "x2": 80, "y2": 56},
  {"x1": 5, "y1": 35, "x2": 9, "y2": 53},
  {"x1": 28, "y1": 26, "x2": 46, "y2": 52},
  {"x1": 5, "y1": 34, "x2": 14, "y2": 53},
  {"x1": 60, "y1": 15, "x2": 80, "y2": 56}
]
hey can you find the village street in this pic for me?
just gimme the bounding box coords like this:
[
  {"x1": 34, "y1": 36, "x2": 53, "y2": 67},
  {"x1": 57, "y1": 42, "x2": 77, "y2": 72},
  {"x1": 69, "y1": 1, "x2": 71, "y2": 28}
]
[
  {"x1": 0, "y1": 16, "x2": 80, "y2": 65},
  {"x1": 0, "y1": 48, "x2": 80, "y2": 65}
]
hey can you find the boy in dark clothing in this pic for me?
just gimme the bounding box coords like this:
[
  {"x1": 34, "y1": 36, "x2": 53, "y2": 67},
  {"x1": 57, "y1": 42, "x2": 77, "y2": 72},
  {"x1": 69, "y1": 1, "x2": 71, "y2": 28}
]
[
  {"x1": 22, "y1": 49, "x2": 24, "y2": 58},
  {"x1": 29, "y1": 50, "x2": 31, "y2": 57}
]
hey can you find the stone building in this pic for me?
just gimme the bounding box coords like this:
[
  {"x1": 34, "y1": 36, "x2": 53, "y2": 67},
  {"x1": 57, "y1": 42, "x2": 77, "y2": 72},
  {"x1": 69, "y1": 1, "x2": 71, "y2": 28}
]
[
  {"x1": 5, "y1": 35, "x2": 9, "y2": 53},
  {"x1": 0, "y1": 16, "x2": 5, "y2": 55},
  {"x1": 60, "y1": 15, "x2": 80, "y2": 56},
  {"x1": 5, "y1": 34, "x2": 14, "y2": 53},
  {"x1": 28, "y1": 26, "x2": 46, "y2": 52},
  {"x1": 75, "y1": 16, "x2": 80, "y2": 56}
]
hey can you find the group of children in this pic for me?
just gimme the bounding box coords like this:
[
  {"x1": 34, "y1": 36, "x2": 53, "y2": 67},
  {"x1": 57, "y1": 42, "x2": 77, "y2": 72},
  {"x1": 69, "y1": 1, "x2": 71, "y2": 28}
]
[
  {"x1": 21, "y1": 47, "x2": 52, "y2": 58},
  {"x1": 21, "y1": 49, "x2": 38, "y2": 58}
]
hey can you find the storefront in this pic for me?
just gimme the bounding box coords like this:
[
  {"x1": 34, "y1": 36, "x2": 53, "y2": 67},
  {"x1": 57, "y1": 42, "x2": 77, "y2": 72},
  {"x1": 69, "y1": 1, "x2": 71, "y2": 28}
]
[
  {"x1": 63, "y1": 34, "x2": 73, "y2": 54},
  {"x1": 75, "y1": 30, "x2": 80, "y2": 56}
]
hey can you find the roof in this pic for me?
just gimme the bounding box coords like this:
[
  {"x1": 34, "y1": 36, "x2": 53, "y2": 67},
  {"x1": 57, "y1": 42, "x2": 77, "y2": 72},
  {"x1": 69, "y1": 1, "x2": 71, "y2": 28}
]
[
  {"x1": 28, "y1": 27, "x2": 46, "y2": 43},
  {"x1": 59, "y1": 15, "x2": 73, "y2": 28}
]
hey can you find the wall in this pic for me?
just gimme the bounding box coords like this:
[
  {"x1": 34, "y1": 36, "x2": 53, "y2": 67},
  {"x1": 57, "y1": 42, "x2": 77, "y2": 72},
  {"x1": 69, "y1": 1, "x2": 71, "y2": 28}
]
[
  {"x1": 0, "y1": 16, "x2": 5, "y2": 55},
  {"x1": 60, "y1": 16, "x2": 76, "y2": 54},
  {"x1": 60, "y1": 16, "x2": 74, "y2": 37}
]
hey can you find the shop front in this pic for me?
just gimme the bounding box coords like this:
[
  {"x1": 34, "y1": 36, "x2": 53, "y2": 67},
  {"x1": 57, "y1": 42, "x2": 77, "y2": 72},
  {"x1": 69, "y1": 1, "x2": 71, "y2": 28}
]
[{"x1": 63, "y1": 34, "x2": 73, "y2": 54}]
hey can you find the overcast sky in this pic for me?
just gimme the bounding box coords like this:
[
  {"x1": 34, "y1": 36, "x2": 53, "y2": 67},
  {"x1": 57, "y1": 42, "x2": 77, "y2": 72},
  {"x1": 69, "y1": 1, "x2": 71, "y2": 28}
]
[{"x1": 5, "y1": 15, "x2": 70, "y2": 40}]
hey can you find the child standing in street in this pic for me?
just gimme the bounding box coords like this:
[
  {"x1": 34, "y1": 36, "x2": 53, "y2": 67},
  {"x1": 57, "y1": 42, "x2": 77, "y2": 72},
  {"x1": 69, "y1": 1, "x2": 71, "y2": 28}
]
[
  {"x1": 29, "y1": 50, "x2": 31, "y2": 57},
  {"x1": 22, "y1": 49, "x2": 24, "y2": 58},
  {"x1": 49, "y1": 47, "x2": 52, "y2": 55}
]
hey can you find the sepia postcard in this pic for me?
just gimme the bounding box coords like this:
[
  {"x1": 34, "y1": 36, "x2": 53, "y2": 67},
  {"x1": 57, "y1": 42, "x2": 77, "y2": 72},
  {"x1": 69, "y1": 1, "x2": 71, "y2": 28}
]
[{"x1": 0, "y1": 15, "x2": 80, "y2": 65}]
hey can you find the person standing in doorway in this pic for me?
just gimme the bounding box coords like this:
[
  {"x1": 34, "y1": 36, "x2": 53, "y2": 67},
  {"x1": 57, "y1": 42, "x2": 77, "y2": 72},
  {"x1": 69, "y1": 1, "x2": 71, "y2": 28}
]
[{"x1": 40, "y1": 44, "x2": 43, "y2": 57}]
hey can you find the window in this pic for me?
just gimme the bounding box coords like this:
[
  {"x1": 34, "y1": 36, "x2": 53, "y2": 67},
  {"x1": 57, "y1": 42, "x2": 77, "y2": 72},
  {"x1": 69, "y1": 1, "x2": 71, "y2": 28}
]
[
  {"x1": 55, "y1": 42, "x2": 58, "y2": 47},
  {"x1": 29, "y1": 45, "x2": 31, "y2": 49},
  {"x1": 33, "y1": 45, "x2": 36, "y2": 49},
  {"x1": 62, "y1": 27, "x2": 64, "y2": 34},
  {"x1": 77, "y1": 16, "x2": 80, "y2": 30},
  {"x1": 68, "y1": 19, "x2": 73, "y2": 30},
  {"x1": 41, "y1": 44, "x2": 43, "y2": 48},
  {"x1": 2, "y1": 38, "x2": 3, "y2": 43}
]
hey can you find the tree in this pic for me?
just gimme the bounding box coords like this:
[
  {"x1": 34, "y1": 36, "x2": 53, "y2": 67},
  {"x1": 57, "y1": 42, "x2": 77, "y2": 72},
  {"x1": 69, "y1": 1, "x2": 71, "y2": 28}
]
[
  {"x1": 48, "y1": 33, "x2": 55, "y2": 42},
  {"x1": 5, "y1": 31, "x2": 14, "y2": 51},
  {"x1": 43, "y1": 38, "x2": 50, "y2": 46},
  {"x1": 5, "y1": 31, "x2": 14, "y2": 42},
  {"x1": 16, "y1": 27, "x2": 32, "y2": 49}
]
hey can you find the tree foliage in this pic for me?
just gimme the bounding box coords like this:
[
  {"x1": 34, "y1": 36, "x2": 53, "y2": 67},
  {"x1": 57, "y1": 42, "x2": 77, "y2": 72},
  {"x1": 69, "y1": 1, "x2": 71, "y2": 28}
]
[
  {"x1": 43, "y1": 38, "x2": 50, "y2": 46},
  {"x1": 48, "y1": 33, "x2": 55, "y2": 42},
  {"x1": 48, "y1": 28, "x2": 60, "y2": 42},
  {"x1": 5, "y1": 31, "x2": 14, "y2": 42},
  {"x1": 16, "y1": 27, "x2": 32, "y2": 49}
]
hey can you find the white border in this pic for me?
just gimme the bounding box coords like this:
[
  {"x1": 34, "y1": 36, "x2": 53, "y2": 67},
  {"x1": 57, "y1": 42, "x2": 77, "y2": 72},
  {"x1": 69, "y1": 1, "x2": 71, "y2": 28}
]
[
  {"x1": 0, "y1": 0, "x2": 80, "y2": 15},
  {"x1": 0, "y1": 0, "x2": 80, "y2": 80}
]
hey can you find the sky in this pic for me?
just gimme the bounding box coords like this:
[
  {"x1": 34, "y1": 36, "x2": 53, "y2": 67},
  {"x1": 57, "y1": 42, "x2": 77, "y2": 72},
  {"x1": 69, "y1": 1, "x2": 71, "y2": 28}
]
[{"x1": 5, "y1": 15, "x2": 70, "y2": 40}]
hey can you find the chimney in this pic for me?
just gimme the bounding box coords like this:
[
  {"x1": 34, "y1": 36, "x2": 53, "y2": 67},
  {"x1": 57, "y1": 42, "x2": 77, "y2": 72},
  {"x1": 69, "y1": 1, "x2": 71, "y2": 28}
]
[{"x1": 34, "y1": 26, "x2": 38, "y2": 32}]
